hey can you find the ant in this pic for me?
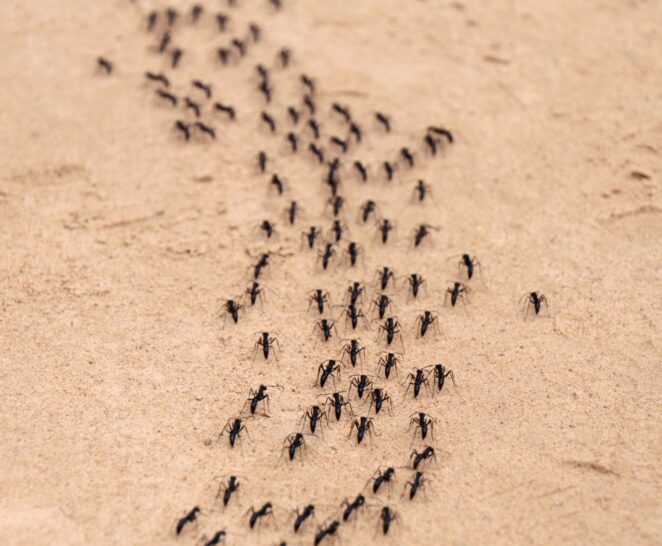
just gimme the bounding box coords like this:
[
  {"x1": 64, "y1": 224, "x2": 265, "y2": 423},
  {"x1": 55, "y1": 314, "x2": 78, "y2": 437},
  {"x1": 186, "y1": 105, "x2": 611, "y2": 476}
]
[
  {"x1": 360, "y1": 200, "x2": 376, "y2": 223},
  {"x1": 376, "y1": 266, "x2": 396, "y2": 291},
  {"x1": 258, "y1": 151, "x2": 268, "y2": 173},
  {"x1": 383, "y1": 161, "x2": 395, "y2": 181},
  {"x1": 284, "y1": 200, "x2": 299, "y2": 225},
  {"x1": 249, "y1": 22, "x2": 261, "y2": 42},
  {"x1": 314, "y1": 521, "x2": 340, "y2": 546},
  {"x1": 231, "y1": 38, "x2": 247, "y2": 57},
  {"x1": 174, "y1": 120, "x2": 191, "y2": 141},
  {"x1": 380, "y1": 506, "x2": 397, "y2": 535},
  {"x1": 252, "y1": 252, "x2": 271, "y2": 279},
  {"x1": 216, "y1": 13, "x2": 229, "y2": 31},
  {"x1": 368, "y1": 388, "x2": 392, "y2": 415},
  {"x1": 302, "y1": 405, "x2": 328, "y2": 434},
  {"x1": 156, "y1": 89, "x2": 178, "y2": 106},
  {"x1": 248, "y1": 503, "x2": 273, "y2": 529},
  {"x1": 97, "y1": 57, "x2": 112, "y2": 74},
  {"x1": 403, "y1": 368, "x2": 431, "y2": 398},
  {"x1": 271, "y1": 174, "x2": 284, "y2": 195},
  {"x1": 302, "y1": 226, "x2": 321, "y2": 249},
  {"x1": 408, "y1": 412, "x2": 435, "y2": 441},
  {"x1": 340, "y1": 338, "x2": 365, "y2": 367},
  {"x1": 404, "y1": 471, "x2": 427, "y2": 500},
  {"x1": 287, "y1": 106, "x2": 300, "y2": 124},
  {"x1": 377, "y1": 351, "x2": 401, "y2": 380},
  {"x1": 301, "y1": 74, "x2": 316, "y2": 93},
  {"x1": 171, "y1": 48, "x2": 183, "y2": 68},
  {"x1": 522, "y1": 291, "x2": 548, "y2": 316},
  {"x1": 349, "y1": 416, "x2": 376, "y2": 444},
  {"x1": 147, "y1": 11, "x2": 158, "y2": 31},
  {"x1": 413, "y1": 224, "x2": 438, "y2": 247},
  {"x1": 145, "y1": 71, "x2": 169, "y2": 87},
  {"x1": 413, "y1": 179, "x2": 430, "y2": 202},
  {"x1": 377, "y1": 218, "x2": 394, "y2": 244},
  {"x1": 191, "y1": 4, "x2": 204, "y2": 22},
  {"x1": 354, "y1": 161, "x2": 368, "y2": 182},
  {"x1": 428, "y1": 126, "x2": 454, "y2": 144},
  {"x1": 378, "y1": 317, "x2": 403, "y2": 348},
  {"x1": 252, "y1": 332, "x2": 280, "y2": 360},
  {"x1": 192, "y1": 79, "x2": 212, "y2": 98},
  {"x1": 244, "y1": 384, "x2": 271, "y2": 415},
  {"x1": 431, "y1": 363, "x2": 456, "y2": 393},
  {"x1": 400, "y1": 147, "x2": 415, "y2": 167},
  {"x1": 216, "y1": 475, "x2": 240, "y2": 506},
  {"x1": 341, "y1": 494, "x2": 365, "y2": 521},
  {"x1": 375, "y1": 112, "x2": 391, "y2": 132},
  {"x1": 218, "y1": 47, "x2": 231, "y2": 65},
  {"x1": 259, "y1": 80, "x2": 272, "y2": 103},
  {"x1": 344, "y1": 242, "x2": 362, "y2": 267},
  {"x1": 281, "y1": 432, "x2": 305, "y2": 461},
  {"x1": 321, "y1": 391, "x2": 352, "y2": 421},
  {"x1": 424, "y1": 134, "x2": 438, "y2": 155},
  {"x1": 328, "y1": 195, "x2": 344, "y2": 217},
  {"x1": 348, "y1": 374, "x2": 373, "y2": 399},
  {"x1": 349, "y1": 122, "x2": 362, "y2": 143},
  {"x1": 286, "y1": 132, "x2": 298, "y2": 152},
  {"x1": 329, "y1": 220, "x2": 345, "y2": 243},
  {"x1": 332, "y1": 103, "x2": 352, "y2": 122},
  {"x1": 346, "y1": 281, "x2": 364, "y2": 306},
  {"x1": 294, "y1": 504, "x2": 315, "y2": 532},
  {"x1": 193, "y1": 122, "x2": 216, "y2": 139},
  {"x1": 318, "y1": 243, "x2": 335, "y2": 270},
  {"x1": 316, "y1": 359, "x2": 340, "y2": 388},
  {"x1": 184, "y1": 97, "x2": 201, "y2": 117},
  {"x1": 371, "y1": 294, "x2": 394, "y2": 320},
  {"x1": 415, "y1": 310, "x2": 439, "y2": 338},
  {"x1": 158, "y1": 31, "x2": 170, "y2": 53},
  {"x1": 343, "y1": 303, "x2": 367, "y2": 330},
  {"x1": 279, "y1": 47, "x2": 291, "y2": 68},
  {"x1": 256, "y1": 64, "x2": 269, "y2": 80},
  {"x1": 223, "y1": 299, "x2": 242, "y2": 324},
  {"x1": 309, "y1": 143, "x2": 324, "y2": 164},
  {"x1": 203, "y1": 530, "x2": 226, "y2": 546},
  {"x1": 330, "y1": 136, "x2": 349, "y2": 153},
  {"x1": 259, "y1": 220, "x2": 276, "y2": 239},
  {"x1": 219, "y1": 417, "x2": 247, "y2": 447},
  {"x1": 410, "y1": 446, "x2": 437, "y2": 469},
  {"x1": 245, "y1": 281, "x2": 264, "y2": 307},
  {"x1": 458, "y1": 254, "x2": 482, "y2": 280},
  {"x1": 303, "y1": 94, "x2": 316, "y2": 115},
  {"x1": 370, "y1": 467, "x2": 396, "y2": 494},
  {"x1": 308, "y1": 118, "x2": 321, "y2": 138},
  {"x1": 214, "y1": 102, "x2": 236, "y2": 120},
  {"x1": 309, "y1": 289, "x2": 331, "y2": 315},
  {"x1": 176, "y1": 506, "x2": 200, "y2": 535},
  {"x1": 165, "y1": 8, "x2": 178, "y2": 26},
  {"x1": 445, "y1": 282, "x2": 469, "y2": 307},
  {"x1": 407, "y1": 273, "x2": 426, "y2": 299},
  {"x1": 261, "y1": 112, "x2": 276, "y2": 132}
]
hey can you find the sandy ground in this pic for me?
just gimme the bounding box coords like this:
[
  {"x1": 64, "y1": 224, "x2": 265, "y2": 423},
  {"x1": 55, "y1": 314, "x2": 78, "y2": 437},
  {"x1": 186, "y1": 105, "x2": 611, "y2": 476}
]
[{"x1": 1, "y1": 0, "x2": 661, "y2": 545}]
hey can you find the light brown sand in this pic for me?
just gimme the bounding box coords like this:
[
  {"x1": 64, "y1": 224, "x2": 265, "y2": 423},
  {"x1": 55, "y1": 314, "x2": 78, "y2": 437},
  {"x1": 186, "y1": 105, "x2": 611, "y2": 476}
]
[{"x1": 1, "y1": 1, "x2": 661, "y2": 545}]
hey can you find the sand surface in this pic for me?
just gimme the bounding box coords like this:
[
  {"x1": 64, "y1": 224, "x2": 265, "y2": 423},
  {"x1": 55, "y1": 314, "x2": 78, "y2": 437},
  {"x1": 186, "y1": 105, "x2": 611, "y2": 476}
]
[{"x1": 1, "y1": 1, "x2": 661, "y2": 545}]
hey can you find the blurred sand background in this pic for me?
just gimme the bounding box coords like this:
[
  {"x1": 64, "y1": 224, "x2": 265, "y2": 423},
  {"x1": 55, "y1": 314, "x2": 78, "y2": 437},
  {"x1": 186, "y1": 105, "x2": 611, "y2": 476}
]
[{"x1": 0, "y1": 0, "x2": 661, "y2": 545}]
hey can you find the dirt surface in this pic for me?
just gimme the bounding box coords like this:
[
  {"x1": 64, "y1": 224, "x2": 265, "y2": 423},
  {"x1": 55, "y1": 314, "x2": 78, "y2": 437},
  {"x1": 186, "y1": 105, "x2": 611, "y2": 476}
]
[{"x1": 1, "y1": 1, "x2": 661, "y2": 545}]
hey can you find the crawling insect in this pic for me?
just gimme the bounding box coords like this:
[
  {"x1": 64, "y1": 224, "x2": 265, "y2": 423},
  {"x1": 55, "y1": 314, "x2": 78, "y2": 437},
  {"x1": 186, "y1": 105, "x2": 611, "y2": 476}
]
[
  {"x1": 316, "y1": 359, "x2": 341, "y2": 387},
  {"x1": 321, "y1": 391, "x2": 352, "y2": 421},
  {"x1": 214, "y1": 102, "x2": 236, "y2": 120},
  {"x1": 377, "y1": 218, "x2": 394, "y2": 244},
  {"x1": 219, "y1": 417, "x2": 248, "y2": 447},
  {"x1": 301, "y1": 405, "x2": 328, "y2": 434},
  {"x1": 380, "y1": 506, "x2": 397, "y2": 535},
  {"x1": 413, "y1": 179, "x2": 430, "y2": 202},
  {"x1": 279, "y1": 47, "x2": 291, "y2": 68},
  {"x1": 371, "y1": 294, "x2": 394, "y2": 320},
  {"x1": 376, "y1": 266, "x2": 396, "y2": 291},
  {"x1": 343, "y1": 303, "x2": 367, "y2": 330},
  {"x1": 371, "y1": 467, "x2": 396, "y2": 494},
  {"x1": 340, "y1": 338, "x2": 366, "y2": 367},
  {"x1": 348, "y1": 374, "x2": 373, "y2": 399},
  {"x1": 378, "y1": 317, "x2": 403, "y2": 348},
  {"x1": 258, "y1": 80, "x2": 272, "y2": 103},
  {"x1": 445, "y1": 282, "x2": 469, "y2": 307},
  {"x1": 400, "y1": 147, "x2": 415, "y2": 167},
  {"x1": 270, "y1": 174, "x2": 285, "y2": 195},
  {"x1": 308, "y1": 289, "x2": 330, "y2": 315},
  {"x1": 286, "y1": 132, "x2": 298, "y2": 152},
  {"x1": 244, "y1": 384, "x2": 271, "y2": 415},
  {"x1": 428, "y1": 126, "x2": 454, "y2": 144},
  {"x1": 97, "y1": 57, "x2": 112, "y2": 74},
  {"x1": 156, "y1": 89, "x2": 178, "y2": 106},
  {"x1": 191, "y1": 4, "x2": 204, "y2": 22},
  {"x1": 217, "y1": 47, "x2": 231, "y2": 65},
  {"x1": 368, "y1": 388, "x2": 392, "y2": 415},
  {"x1": 328, "y1": 195, "x2": 344, "y2": 217},
  {"x1": 377, "y1": 352, "x2": 401, "y2": 379},
  {"x1": 287, "y1": 106, "x2": 300, "y2": 124},
  {"x1": 458, "y1": 254, "x2": 482, "y2": 280},
  {"x1": 341, "y1": 494, "x2": 365, "y2": 522},
  {"x1": 158, "y1": 31, "x2": 171, "y2": 53},
  {"x1": 413, "y1": 224, "x2": 438, "y2": 247},
  {"x1": 375, "y1": 112, "x2": 391, "y2": 132},
  {"x1": 522, "y1": 291, "x2": 548, "y2": 316},
  {"x1": 184, "y1": 97, "x2": 201, "y2": 117},
  {"x1": 174, "y1": 120, "x2": 191, "y2": 141},
  {"x1": 192, "y1": 79, "x2": 212, "y2": 98},
  {"x1": 216, "y1": 13, "x2": 229, "y2": 31},
  {"x1": 410, "y1": 446, "x2": 437, "y2": 469},
  {"x1": 259, "y1": 220, "x2": 276, "y2": 239},
  {"x1": 308, "y1": 118, "x2": 321, "y2": 139},
  {"x1": 302, "y1": 226, "x2": 321, "y2": 249},
  {"x1": 403, "y1": 368, "x2": 431, "y2": 399},
  {"x1": 258, "y1": 151, "x2": 268, "y2": 173},
  {"x1": 408, "y1": 412, "x2": 436, "y2": 441},
  {"x1": 203, "y1": 530, "x2": 226, "y2": 546},
  {"x1": 252, "y1": 332, "x2": 280, "y2": 360},
  {"x1": 303, "y1": 94, "x2": 316, "y2": 115},
  {"x1": 354, "y1": 161, "x2": 368, "y2": 182},
  {"x1": 345, "y1": 281, "x2": 364, "y2": 306},
  {"x1": 383, "y1": 161, "x2": 395, "y2": 181},
  {"x1": 248, "y1": 503, "x2": 273, "y2": 529},
  {"x1": 232, "y1": 38, "x2": 247, "y2": 57},
  {"x1": 407, "y1": 273, "x2": 427, "y2": 299},
  {"x1": 147, "y1": 11, "x2": 159, "y2": 31},
  {"x1": 329, "y1": 220, "x2": 346, "y2": 243},
  {"x1": 330, "y1": 136, "x2": 349, "y2": 154},
  {"x1": 309, "y1": 143, "x2": 324, "y2": 163},
  {"x1": 404, "y1": 471, "x2": 427, "y2": 500},
  {"x1": 318, "y1": 243, "x2": 335, "y2": 270},
  {"x1": 424, "y1": 134, "x2": 438, "y2": 155},
  {"x1": 281, "y1": 432, "x2": 306, "y2": 461},
  {"x1": 245, "y1": 281, "x2": 264, "y2": 307},
  {"x1": 216, "y1": 475, "x2": 240, "y2": 506},
  {"x1": 171, "y1": 48, "x2": 183, "y2": 68},
  {"x1": 314, "y1": 520, "x2": 340, "y2": 546},
  {"x1": 193, "y1": 122, "x2": 216, "y2": 139},
  {"x1": 176, "y1": 506, "x2": 200, "y2": 535},
  {"x1": 332, "y1": 102, "x2": 352, "y2": 123},
  {"x1": 145, "y1": 71, "x2": 170, "y2": 87},
  {"x1": 360, "y1": 200, "x2": 376, "y2": 223},
  {"x1": 261, "y1": 111, "x2": 276, "y2": 132},
  {"x1": 344, "y1": 242, "x2": 362, "y2": 267},
  {"x1": 223, "y1": 299, "x2": 242, "y2": 324},
  {"x1": 249, "y1": 22, "x2": 261, "y2": 42},
  {"x1": 293, "y1": 504, "x2": 315, "y2": 532},
  {"x1": 301, "y1": 73, "x2": 316, "y2": 93},
  {"x1": 415, "y1": 310, "x2": 439, "y2": 338},
  {"x1": 349, "y1": 122, "x2": 362, "y2": 143},
  {"x1": 252, "y1": 252, "x2": 271, "y2": 279},
  {"x1": 349, "y1": 416, "x2": 376, "y2": 445}
]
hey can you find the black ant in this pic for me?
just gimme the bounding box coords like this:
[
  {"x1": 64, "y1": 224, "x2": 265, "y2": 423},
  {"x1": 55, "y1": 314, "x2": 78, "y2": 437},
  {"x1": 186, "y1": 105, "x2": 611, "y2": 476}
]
[
  {"x1": 257, "y1": 151, "x2": 267, "y2": 173},
  {"x1": 176, "y1": 506, "x2": 200, "y2": 535},
  {"x1": 328, "y1": 195, "x2": 344, "y2": 217},
  {"x1": 284, "y1": 201, "x2": 299, "y2": 225},
  {"x1": 156, "y1": 89, "x2": 178, "y2": 106},
  {"x1": 97, "y1": 57, "x2": 112, "y2": 74},
  {"x1": 370, "y1": 467, "x2": 396, "y2": 494},
  {"x1": 344, "y1": 242, "x2": 362, "y2": 267},
  {"x1": 341, "y1": 495, "x2": 365, "y2": 522},
  {"x1": 308, "y1": 289, "x2": 330, "y2": 315},
  {"x1": 171, "y1": 48, "x2": 183, "y2": 68},
  {"x1": 314, "y1": 521, "x2": 340, "y2": 546},
  {"x1": 252, "y1": 252, "x2": 271, "y2": 279},
  {"x1": 286, "y1": 132, "x2": 298, "y2": 152},
  {"x1": 360, "y1": 200, "x2": 376, "y2": 223},
  {"x1": 445, "y1": 282, "x2": 469, "y2": 307},
  {"x1": 349, "y1": 416, "x2": 376, "y2": 444},
  {"x1": 354, "y1": 161, "x2": 368, "y2": 182},
  {"x1": 259, "y1": 80, "x2": 272, "y2": 103},
  {"x1": 377, "y1": 218, "x2": 394, "y2": 244},
  {"x1": 369, "y1": 388, "x2": 392, "y2": 415},
  {"x1": 158, "y1": 31, "x2": 171, "y2": 53},
  {"x1": 431, "y1": 363, "x2": 456, "y2": 393},
  {"x1": 303, "y1": 94, "x2": 316, "y2": 115},
  {"x1": 261, "y1": 111, "x2": 276, "y2": 132},
  {"x1": 330, "y1": 136, "x2": 349, "y2": 153},
  {"x1": 308, "y1": 118, "x2": 321, "y2": 138},
  {"x1": 332, "y1": 103, "x2": 352, "y2": 122},
  {"x1": 415, "y1": 310, "x2": 439, "y2": 338},
  {"x1": 346, "y1": 281, "x2": 364, "y2": 306},
  {"x1": 165, "y1": 8, "x2": 178, "y2": 26},
  {"x1": 248, "y1": 503, "x2": 273, "y2": 529},
  {"x1": 522, "y1": 291, "x2": 548, "y2": 316},
  {"x1": 428, "y1": 126, "x2": 454, "y2": 144},
  {"x1": 259, "y1": 220, "x2": 276, "y2": 238},
  {"x1": 301, "y1": 405, "x2": 328, "y2": 434},
  {"x1": 349, "y1": 123, "x2": 362, "y2": 143},
  {"x1": 376, "y1": 266, "x2": 396, "y2": 291},
  {"x1": 378, "y1": 317, "x2": 403, "y2": 348},
  {"x1": 294, "y1": 504, "x2": 315, "y2": 532},
  {"x1": 174, "y1": 120, "x2": 191, "y2": 141},
  {"x1": 340, "y1": 338, "x2": 365, "y2": 367},
  {"x1": 321, "y1": 391, "x2": 352, "y2": 421},
  {"x1": 377, "y1": 352, "x2": 401, "y2": 380},
  {"x1": 403, "y1": 368, "x2": 431, "y2": 399},
  {"x1": 400, "y1": 147, "x2": 415, "y2": 167},
  {"x1": 383, "y1": 161, "x2": 395, "y2": 181},
  {"x1": 216, "y1": 14, "x2": 229, "y2": 31},
  {"x1": 192, "y1": 79, "x2": 212, "y2": 98},
  {"x1": 287, "y1": 106, "x2": 300, "y2": 124},
  {"x1": 344, "y1": 303, "x2": 367, "y2": 330},
  {"x1": 249, "y1": 22, "x2": 261, "y2": 42},
  {"x1": 245, "y1": 281, "x2": 264, "y2": 307},
  {"x1": 301, "y1": 74, "x2": 316, "y2": 93},
  {"x1": 318, "y1": 243, "x2": 335, "y2": 270},
  {"x1": 281, "y1": 432, "x2": 305, "y2": 461},
  {"x1": 184, "y1": 97, "x2": 201, "y2": 117},
  {"x1": 219, "y1": 417, "x2": 247, "y2": 447},
  {"x1": 191, "y1": 4, "x2": 204, "y2": 22},
  {"x1": 414, "y1": 179, "x2": 430, "y2": 202},
  {"x1": 348, "y1": 374, "x2": 373, "y2": 399},
  {"x1": 413, "y1": 224, "x2": 438, "y2": 247},
  {"x1": 214, "y1": 102, "x2": 236, "y2": 120},
  {"x1": 218, "y1": 47, "x2": 231, "y2": 65},
  {"x1": 458, "y1": 253, "x2": 481, "y2": 280},
  {"x1": 424, "y1": 134, "x2": 438, "y2": 155},
  {"x1": 231, "y1": 38, "x2": 246, "y2": 57},
  {"x1": 244, "y1": 384, "x2": 274, "y2": 416},
  {"x1": 193, "y1": 122, "x2": 216, "y2": 139},
  {"x1": 271, "y1": 174, "x2": 284, "y2": 195},
  {"x1": 252, "y1": 332, "x2": 280, "y2": 360},
  {"x1": 329, "y1": 220, "x2": 345, "y2": 243},
  {"x1": 302, "y1": 226, "x2": 321, "y2": 249},
  {"x1": 279, "y1": 47, "x2": 291, "y2": 67},
  {"x1": 147, "y1": 11, "x2": 158, "y2": 31},
  {"x1": 371, "y1": 294, "x2": 394, "y2": 320},
  {"x1": 145, "y1": 71, "x2": 169, "y2": 87},
  {"x1": 380, "y1": 506, "x2": 397, "y2": 535},
  {"x1": 223, "y1": 299, "x2": 242, "y2": 324},
  {"x1": 404, "y1": 471, "x2": 426, "y2": 500},
  {"x1": 375, "y1": 112, "x2": 391, "y2": 132},
  {"x1": 408, "y1": 412, "x2": 435, "y2": 441},
  {"x1": 316, "y1": 359, "x2": 341, "y2": 388},
  {"x1": 309, "y1": 143, "x2": 324, "y2": 163},
  {"x1": 410, "y1": 446, "x2": 436, "y2": 469},
  {"x1": 216, "y1": 475, "x2": 240, "y2": 506},
  {"x1": 407, "y1": 273, "x2": 426, "y2": 299},
  {"x1": 202, "y1": 530, "x2": 226, "y2": 546},
  {"x1": 256, "y1": 64, "x2": 269, "y2": 80}
]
